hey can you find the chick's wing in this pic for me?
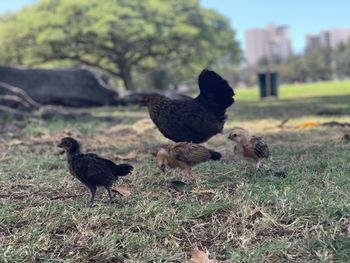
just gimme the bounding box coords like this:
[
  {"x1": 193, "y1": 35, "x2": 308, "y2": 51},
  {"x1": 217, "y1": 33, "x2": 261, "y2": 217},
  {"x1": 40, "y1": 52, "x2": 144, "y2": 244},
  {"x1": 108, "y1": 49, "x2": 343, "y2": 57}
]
[
  {"x1": 251, "y1": 136, "x2": 269, "y2": 158},
  {"x1": 74, "y1": 154, "x2": 115, "y2": 186},
  {"x1": 169, "y1": 143, "x2": 210, "y2": 166}
]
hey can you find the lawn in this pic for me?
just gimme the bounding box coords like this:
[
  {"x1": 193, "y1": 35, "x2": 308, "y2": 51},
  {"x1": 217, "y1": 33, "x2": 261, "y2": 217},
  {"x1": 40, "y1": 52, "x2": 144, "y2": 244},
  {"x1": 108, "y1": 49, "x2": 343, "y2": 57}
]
[
  {"x1": 237, "y1": 80, "x2": 350, "y2": 101},
  {"x1": 0, "y1": 82, "x2": 349, "y2": 262}
]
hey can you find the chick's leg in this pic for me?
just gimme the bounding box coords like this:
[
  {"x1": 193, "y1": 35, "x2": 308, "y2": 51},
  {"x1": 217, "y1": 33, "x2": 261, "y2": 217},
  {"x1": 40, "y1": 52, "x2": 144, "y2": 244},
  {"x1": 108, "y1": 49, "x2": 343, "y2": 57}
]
[
  {"x1": 255, "y1": 161, "x2": 261, "y2": 171},
  {"x1": 88, "y1": 185, "x2": 97, "y2": 205},
  {"x1": 248, "y1": 161, "x2": 258, "y2": 179},
  {"x1": 181, "y1": 168, "x2": 192, "y2": 184},
  {"x1": 188, "y1": 168, "x2": 193, "y2": 184},
  {"x1": 254, "y1": 161, "x2": 263, "y2": 178},
  {"x1": 255, "y1": 161, "x2": 264, "y2": 176},
  {"x1": 105, "y1": 187, "x2": 113, "y2": 203},
  {"x1": 181, "y1": 169, "x2": 188, "y2": 183}
]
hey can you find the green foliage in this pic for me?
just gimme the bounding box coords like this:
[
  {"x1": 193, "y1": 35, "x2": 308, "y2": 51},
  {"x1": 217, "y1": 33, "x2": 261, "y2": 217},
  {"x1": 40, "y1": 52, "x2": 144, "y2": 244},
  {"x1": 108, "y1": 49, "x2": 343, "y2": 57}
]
[
  {"x1": 334, "y1": 42, "x2": 350, "y2": 77},
  {"x1": 0, "y1": 0, "x2": 241, "y2": 90},
  {"x1": 271, "y1": 44, "x2": 350, "y2": 84}
]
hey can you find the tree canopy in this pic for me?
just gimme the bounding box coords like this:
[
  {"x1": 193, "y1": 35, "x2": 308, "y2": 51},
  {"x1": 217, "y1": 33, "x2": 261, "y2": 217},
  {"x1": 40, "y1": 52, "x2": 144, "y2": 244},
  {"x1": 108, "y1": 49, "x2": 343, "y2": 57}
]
[{"x1": 0, "y1": 0, "x2": 241, "y2": 90}]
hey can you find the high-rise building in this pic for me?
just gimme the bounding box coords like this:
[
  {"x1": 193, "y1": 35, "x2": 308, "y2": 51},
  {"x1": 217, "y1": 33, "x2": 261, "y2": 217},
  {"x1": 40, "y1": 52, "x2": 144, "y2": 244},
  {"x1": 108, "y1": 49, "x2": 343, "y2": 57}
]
[
  {"x1": 245, "y1": 24, "x2": 293, "y2": 66},
  {"x1": 329, "y1": 29, "x2": 350, "y2": 49},
  {"x1": 306, "y1": 28, "x2": 350, "y2": 51},
  {"x1": 245, "y1": 29, "x2": 269, "y2": 66}
]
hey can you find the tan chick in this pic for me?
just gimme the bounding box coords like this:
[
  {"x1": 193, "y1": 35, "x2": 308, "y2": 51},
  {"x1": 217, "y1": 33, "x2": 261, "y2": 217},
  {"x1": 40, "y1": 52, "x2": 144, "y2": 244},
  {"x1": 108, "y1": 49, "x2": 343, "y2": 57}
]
[
  {"x1": 155, "y1": 142, "x2": 222, "y2": 184},
  {"x1": 228, "y1": 127, "x2": 269, "y2": 172}
]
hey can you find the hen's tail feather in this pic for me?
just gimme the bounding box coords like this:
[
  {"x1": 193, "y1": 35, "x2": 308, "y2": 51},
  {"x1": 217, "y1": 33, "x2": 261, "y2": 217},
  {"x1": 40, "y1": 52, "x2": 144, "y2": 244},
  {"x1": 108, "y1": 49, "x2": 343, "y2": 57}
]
[
  {"x1": 113, "y1": 163, "x2": 133, "y2": 176},
  {"x1": 209, "y1": 150, "x2": 222, "y2": 161},
  {"x1": 195, "y1": 69, "x2": 234, "y2": 118}
]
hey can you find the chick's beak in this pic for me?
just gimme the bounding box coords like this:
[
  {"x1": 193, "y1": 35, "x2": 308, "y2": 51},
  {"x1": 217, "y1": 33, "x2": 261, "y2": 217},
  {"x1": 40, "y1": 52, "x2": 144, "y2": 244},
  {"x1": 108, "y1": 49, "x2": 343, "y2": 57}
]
[
  {"x1": 140, "y1": 97, "x2": 148, "y2": 107},
  {"x1": 57, "y1": 143, "x2": 66, "y2": 155}
]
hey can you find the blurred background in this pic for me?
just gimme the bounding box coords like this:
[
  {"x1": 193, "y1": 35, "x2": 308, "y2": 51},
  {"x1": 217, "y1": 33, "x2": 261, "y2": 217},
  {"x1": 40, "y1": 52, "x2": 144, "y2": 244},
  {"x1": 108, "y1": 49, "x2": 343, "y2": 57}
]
[{"x1": 0, "y1": 0, "x2": 350, "y2": 107}]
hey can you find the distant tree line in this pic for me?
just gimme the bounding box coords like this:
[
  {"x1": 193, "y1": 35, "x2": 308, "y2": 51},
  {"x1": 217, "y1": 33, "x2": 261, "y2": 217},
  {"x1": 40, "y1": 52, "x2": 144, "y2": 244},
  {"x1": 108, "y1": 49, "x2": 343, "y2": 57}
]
[
  {"x1": 0, "y1": 0, "x2": 241, "y2": 90},
  {"x1": 232, "y1": 42, "x2": 350, "y2": 87}
]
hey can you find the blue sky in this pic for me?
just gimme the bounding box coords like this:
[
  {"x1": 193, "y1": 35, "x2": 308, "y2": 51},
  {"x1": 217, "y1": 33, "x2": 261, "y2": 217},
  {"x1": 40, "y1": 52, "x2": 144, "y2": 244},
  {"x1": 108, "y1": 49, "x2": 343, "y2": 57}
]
[
  {"x1": 0, "y1": 0, "x2": 36, "y2": 13},
  {"x1": 1, "y1": 0, "x2": 349, "y2": 53},
  {"x1": 201, "y1": 0, "x2": 350, "y2": 53}
]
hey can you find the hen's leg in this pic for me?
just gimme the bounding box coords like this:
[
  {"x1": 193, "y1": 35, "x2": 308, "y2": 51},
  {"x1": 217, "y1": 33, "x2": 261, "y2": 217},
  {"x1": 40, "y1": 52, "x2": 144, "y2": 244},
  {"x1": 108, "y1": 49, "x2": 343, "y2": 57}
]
[{"x1": 105, "y1": 187, "x2": 113, "y2": 203}]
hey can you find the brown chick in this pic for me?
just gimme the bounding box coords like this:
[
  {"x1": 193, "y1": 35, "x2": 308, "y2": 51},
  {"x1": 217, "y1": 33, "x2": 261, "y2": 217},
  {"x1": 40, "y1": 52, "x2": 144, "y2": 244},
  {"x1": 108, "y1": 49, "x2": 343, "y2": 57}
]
[
  {"x1": 228, "y1": 127, "x2": 269, "y2": 172},
  {"x1": 156, "y1": 142, "x2": 222, "y2": 184}
]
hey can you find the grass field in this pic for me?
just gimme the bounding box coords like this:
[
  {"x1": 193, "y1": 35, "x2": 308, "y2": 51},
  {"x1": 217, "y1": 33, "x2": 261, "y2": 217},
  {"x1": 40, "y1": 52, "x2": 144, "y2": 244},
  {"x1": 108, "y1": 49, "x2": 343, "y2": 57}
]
[
  {"x1": 237, "y1": 80, "x2": 350, "y2": 101},
  {"x1": 0, "y1": 81, "x2": 350, "y2": 262}
]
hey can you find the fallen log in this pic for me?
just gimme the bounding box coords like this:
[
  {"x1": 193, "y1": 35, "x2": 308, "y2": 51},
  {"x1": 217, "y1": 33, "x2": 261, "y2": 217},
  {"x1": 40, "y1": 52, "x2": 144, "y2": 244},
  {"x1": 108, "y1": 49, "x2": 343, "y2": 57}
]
[
  {"x1": 0, "y1": 65, "x2": 118, "y2": 107},
  {"x1": 0, "y1": 81, "x2": 41, "y2": 109}
]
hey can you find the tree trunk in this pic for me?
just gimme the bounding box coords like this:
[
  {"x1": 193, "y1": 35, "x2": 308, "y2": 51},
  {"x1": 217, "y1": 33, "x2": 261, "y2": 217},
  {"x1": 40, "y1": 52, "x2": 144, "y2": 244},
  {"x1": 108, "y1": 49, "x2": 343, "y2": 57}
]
[{"x1": 120, "y1": 68, "x2": 135, "y2": 90}]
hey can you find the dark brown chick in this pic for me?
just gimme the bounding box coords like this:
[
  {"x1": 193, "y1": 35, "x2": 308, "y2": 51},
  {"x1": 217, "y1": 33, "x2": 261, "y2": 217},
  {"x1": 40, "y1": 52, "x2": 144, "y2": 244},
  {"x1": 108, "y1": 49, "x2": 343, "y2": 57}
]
[
  {"x1": 58, "y1": 137, "x2": 133, "y2": 204},
  {"x1": 228, "y1": 127, "x2": 269, "y2": 172},
  {"x1": 143, "y1": 69, "x2": 234, "y2": 143},
  {"x1": 156, "y1": 142, "x2": 222, "y2": 184}
]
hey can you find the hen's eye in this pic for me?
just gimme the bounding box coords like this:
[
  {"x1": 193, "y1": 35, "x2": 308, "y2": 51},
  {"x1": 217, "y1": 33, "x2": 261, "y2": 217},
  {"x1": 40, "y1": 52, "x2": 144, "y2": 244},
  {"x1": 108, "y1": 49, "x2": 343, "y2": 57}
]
[{"x1": 63, "y1": 140, "x2": 69, "y2": 145}]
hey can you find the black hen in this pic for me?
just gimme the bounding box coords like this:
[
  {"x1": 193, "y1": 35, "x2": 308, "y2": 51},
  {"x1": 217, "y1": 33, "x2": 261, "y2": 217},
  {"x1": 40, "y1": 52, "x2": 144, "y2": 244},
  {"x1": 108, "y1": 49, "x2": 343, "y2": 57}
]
[
  {"x1": 143, "y1": 69, "x2": 234, "y2": 143},
  {"x1": 58, "y1": 137, "x2": 133, "y2": 204}
]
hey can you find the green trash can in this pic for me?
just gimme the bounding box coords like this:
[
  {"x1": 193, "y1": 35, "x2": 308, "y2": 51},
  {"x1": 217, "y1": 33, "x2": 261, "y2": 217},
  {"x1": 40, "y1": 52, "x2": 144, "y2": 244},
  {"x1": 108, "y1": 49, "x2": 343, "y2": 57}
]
[{"x1": 258, "y1": 72, "x2": 278, "y2": 98}]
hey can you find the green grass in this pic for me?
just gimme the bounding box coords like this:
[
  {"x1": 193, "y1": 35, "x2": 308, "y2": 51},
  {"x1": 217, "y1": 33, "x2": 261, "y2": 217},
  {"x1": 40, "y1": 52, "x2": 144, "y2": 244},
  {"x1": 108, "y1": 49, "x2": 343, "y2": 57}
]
[
  {"x1": 237, "y1": 80, "x2": 350, "y2": 101},
  {"x1": 0, "y1": 82, "x2": 350, "y2": 262}
]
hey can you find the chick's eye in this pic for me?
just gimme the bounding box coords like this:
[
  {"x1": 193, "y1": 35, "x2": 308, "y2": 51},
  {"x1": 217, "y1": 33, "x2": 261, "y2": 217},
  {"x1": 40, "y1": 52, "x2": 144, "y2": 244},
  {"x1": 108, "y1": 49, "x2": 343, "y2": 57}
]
[
  {"x1": 233, "y1": 134, "x2": 237, "y2": 137},
  {"x1": 63, "y1": 140, "x2": 69, "y2": 145}
]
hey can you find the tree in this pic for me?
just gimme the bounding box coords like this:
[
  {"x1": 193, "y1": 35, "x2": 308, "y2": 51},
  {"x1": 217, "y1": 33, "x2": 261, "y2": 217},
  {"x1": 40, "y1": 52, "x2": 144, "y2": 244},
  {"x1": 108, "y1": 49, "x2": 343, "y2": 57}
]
[
  {"x1": 303, "y1": 47, "x2": 332, "y2": 81},
  {"x1": 334, "y1": 43, "x2": 350, "y2": 78},
  {"x1": 0, "y1": 0, "x2": 241, "y2": 90},
  {"x1": 277, "y1": 55, "x2": 308, "y2": 83},
  {"x1": 272, "y1": 47, "x2": 333, "y2": 84}
]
